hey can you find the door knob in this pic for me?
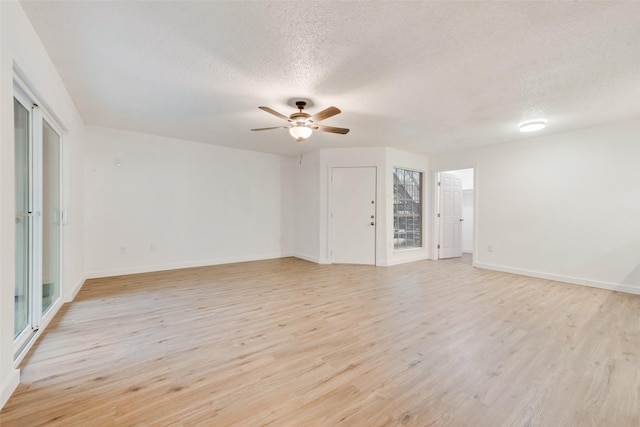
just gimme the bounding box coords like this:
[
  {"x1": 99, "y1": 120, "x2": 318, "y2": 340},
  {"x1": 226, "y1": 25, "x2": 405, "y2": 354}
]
[{"x1": 459, "y1": 218, "x2": 464, "y2": 221}]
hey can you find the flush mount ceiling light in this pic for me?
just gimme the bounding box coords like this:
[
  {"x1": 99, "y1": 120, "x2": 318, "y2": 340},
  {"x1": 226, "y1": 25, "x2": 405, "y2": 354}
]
[
  {"x1": 251, "y1": 101, "x2": 350, "y2": 142},
  {"x1": 519, "y1": 119, "x2": 547, "y2": 133}
]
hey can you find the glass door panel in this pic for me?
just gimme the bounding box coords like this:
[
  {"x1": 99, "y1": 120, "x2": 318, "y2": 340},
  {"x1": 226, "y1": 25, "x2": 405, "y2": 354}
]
[
  {"x1": 42, "y1": 119, "x2": 61, "y2": 314},
  {"x1": 14, "y1": 83, "x2": 63, "y2": 358},
  {"x1": 14, "y1": 98, "x2": 31, "y2": 339}
]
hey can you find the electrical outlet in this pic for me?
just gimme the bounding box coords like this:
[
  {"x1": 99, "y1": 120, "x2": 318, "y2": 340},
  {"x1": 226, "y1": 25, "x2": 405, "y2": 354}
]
[
  {"x1": 487, "y1": 245, "x2": 493, "y2": 253},
  {"x1": 119, "y1": 246, "x2": 127, "y2": 254}
]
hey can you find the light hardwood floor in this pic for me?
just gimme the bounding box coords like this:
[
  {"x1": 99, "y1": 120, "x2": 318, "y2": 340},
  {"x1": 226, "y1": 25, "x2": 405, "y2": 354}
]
[{"x1": 1, "y1": 257, "x2": 639, "y2": 426}]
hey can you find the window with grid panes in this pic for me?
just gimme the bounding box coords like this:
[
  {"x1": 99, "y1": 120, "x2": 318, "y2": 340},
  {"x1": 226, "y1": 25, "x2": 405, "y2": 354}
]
[{"x1": 393, "y1": 168, "x2": 422, "y2": 249}]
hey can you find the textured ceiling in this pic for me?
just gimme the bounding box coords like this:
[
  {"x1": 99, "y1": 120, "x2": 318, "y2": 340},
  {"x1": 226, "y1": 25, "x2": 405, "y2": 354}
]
[{"x1": 20, "y1": 1, "x2": 640, "y2": 157}]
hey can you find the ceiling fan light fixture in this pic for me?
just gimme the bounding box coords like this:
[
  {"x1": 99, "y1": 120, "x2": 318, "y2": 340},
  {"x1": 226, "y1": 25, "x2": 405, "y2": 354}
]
[
  {"x1": 252, "y1": 101, "x2": 349, "y2": 141},
  {"x1": 519, "y1": 119, "x2": 547, "y2": 133},
  {"x1": 289, "y1": 124, "x2": 313, "y2": 142}
]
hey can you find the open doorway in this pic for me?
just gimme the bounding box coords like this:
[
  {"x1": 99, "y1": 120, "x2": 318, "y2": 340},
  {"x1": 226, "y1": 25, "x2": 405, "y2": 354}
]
[{"x1": 437, "y1": 168, "x2": 474, "y2": 263}]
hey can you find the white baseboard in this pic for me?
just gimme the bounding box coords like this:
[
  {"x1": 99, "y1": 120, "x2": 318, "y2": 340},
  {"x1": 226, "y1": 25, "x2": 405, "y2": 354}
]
[
  {"x1": 1, "y1": 369, "x2": 20, "y2": 410},
  {"x1": 294, "y1": 253, "x2": 322, "y2": 264},
  {"x1": 65, "y1": 275, "x2": 86, "y2": 302},
  {"x1": 297, "y1": 253, "x2": 431, "y2": 267},
  {"x1": 474, "y1": 262, "x2": 640, "y2": 295},
  {"x1": 85, "y1": 252, "x2": 291, "y2": 279},
  {"x1": 378, "y1": 248, "x2": 430, "y2": 266}
]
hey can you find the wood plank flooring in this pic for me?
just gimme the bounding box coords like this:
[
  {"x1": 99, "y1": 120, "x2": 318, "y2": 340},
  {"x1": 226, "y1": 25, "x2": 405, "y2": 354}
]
[{"x1": 1, "y1": 256, "x2": 639, "y2": 426}]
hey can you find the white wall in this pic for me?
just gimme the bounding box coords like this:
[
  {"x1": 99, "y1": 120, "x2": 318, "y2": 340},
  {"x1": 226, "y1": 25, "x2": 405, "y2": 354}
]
[
  {"x1": 431, "y1": 119, "x2": 640, "y2": 293},
  {"x1": 293, "y1": 147, "x2": 430, "y2": 266},
  {"x1": 318, "y1": 147, "x2": 386, "y2": 264},
  {"x1": 293, "y1": 150, "x2": 322, "y2": 262},
  {"x1": 1, "y1": 1, "x2": 85, "y2": 408},
  {"x1": 84, "y1": 126, "x2": 294, "y2": 277},
  {"x1": 448, "y1": 168, "x2": 475, "y2": 190},
  {"x1": 461, "y1": 190, "x2": 474, "y2": 253}
]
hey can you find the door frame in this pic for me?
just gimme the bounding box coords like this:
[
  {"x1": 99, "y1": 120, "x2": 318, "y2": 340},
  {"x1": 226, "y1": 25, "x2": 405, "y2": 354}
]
[
  {"x1": 13, "y1": 74, "x2": 65, "y2": 362},
  {"x1": 328, "y1": 166, "x2": 378, "y2": 265},
  {"x1": 433, "y1": 167, "x2": 477, "y2": 265},
  {"x1": 437, "y1": 172, "x2": 463, "y2": 259},
  {"x1": 13, "y1": 87, "x2": 37, "y2": 353}
]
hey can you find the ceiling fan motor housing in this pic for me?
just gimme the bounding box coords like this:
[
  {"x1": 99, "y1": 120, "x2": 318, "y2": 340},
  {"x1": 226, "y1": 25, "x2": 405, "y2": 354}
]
[
  {"x1": 291, "y1": 101, "x2": 311, "y2": 123},
  {"x1": 290, "y1": 112, "x2": 311, "y2": 123}
]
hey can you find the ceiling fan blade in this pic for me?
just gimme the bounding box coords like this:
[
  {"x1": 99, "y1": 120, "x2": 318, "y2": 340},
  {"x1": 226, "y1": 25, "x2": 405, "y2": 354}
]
[
  {"x1": 251, "y1": 126, "x2": 290, "y2": 131},
  {"x1": 258, "y1": 106, "x2": 291, "y2": 121},
  {"x1": 310, "y1": 106, "x2": 341, "y2": 122},
  {"x1": 313, "y1": 125, "x2": 350, "y2": 135}
]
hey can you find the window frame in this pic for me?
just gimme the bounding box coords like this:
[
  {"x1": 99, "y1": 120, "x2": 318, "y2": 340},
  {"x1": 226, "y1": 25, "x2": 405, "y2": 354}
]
[{"x1": 393, "y1": 167, "x2": 423, "y2": 250}]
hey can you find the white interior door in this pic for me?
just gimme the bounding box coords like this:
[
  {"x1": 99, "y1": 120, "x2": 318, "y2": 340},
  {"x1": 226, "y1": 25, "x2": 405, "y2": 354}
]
[
  {"x1": 331, "y1": 167, "x2": 376, "y2": 265},
  {"x1": 439, "y1": 172, "x2": 463, "y2": 259}
]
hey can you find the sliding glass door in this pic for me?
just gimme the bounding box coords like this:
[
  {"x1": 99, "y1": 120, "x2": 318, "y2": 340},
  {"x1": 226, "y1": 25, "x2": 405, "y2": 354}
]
[
  {"x1": 14, "y1": 89, "x2": 62, "y2": 354},
  {"x1": 14, "y1": 98, "x2": 32, "y2": 343},
  {"x1": 42, "y1": 119, "x2": 61, "y2": 314}
]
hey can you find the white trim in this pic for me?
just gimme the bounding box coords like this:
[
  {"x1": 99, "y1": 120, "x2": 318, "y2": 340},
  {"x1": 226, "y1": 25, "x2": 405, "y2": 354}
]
[
  {"x1": 430, "y1": 165, "x2": 478, "y2": 262},
  {"x1": 378, "y1": 253, "x2": 429, "y2": 266},
  {"x1": 13, "y1": 296, "x2": 65, "y2": 367},
  {"x1": 474, "y1": 262, "x2": 640, "y2": 295},
  {"x1": 472, "y1": 166, "x2": 479, "y2": 264},
  {"x1": 13, "y1": 63, "x2": 67, "y2": 131},
  {"x1": 0, "y1": 369, "x2": 20, "y2": 410},
  {"x1": 383, "y1": 246, "x2": 429, "y2": 266},
  {"x1": 39, "y1": 296, "x2": 63, "y2": 330},
  {"x1": 65, "y1": 276, "x2": 86, "y2": 303},
  {"x1": 12, "y1": 92, "x2": 37, "y2": 352},
  {"x1": 429, "y1": 170, "x2": 439, "y2": 260},
  {"x1": 294, "y1": 253, "x2": 322, "y2": 264},
  {"x1": 85, "y1": 253, "x2": 293, "y2": 279},
  {"x1": 31, "y1": 104, "x2": 44, "y2": 328},
  {"x1": 392, "y1": 166, "x2": 425, "y2": 252},
  {"x1": 293, "y1": 253, "x2": 330, "y2": 265}
]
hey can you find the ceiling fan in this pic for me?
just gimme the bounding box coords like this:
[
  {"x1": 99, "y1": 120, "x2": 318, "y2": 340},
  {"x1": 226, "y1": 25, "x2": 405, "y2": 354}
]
[{"x1": 251, "y1": 101, "x2": 350, "y2": 142}]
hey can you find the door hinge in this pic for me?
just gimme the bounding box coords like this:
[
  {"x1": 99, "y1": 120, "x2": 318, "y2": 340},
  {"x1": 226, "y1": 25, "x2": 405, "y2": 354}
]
[
  {"x1": 437, "y1": 245, "x2": 440, "y2": 249},
  {"x1": 438, "y1": 182, "x2": 441, "y2": 186},
  {"x1": 437, "y1": 213, "x2": 440, "y2": 218}
]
